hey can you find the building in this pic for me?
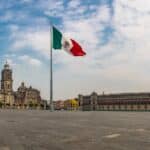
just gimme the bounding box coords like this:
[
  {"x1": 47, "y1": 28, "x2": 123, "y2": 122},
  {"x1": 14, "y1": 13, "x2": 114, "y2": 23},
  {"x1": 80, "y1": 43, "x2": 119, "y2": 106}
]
[
  {"x1": 0, "y1": 63, "x2": 14, "y2": 106},
  {"x1": 0, "y1": 62, "x2": 46, "y2": 108},
  {"x1": 79, "y1": 92, "x2": 150, "y2": 111},
  {"x1": 53, "y1": 99, "x2": 79, "y2": 110},
  {"x1": 14, "y1": 82, "x2": 41, "y2": 107},
  {"x1": 64, "y1": 99, "x2": 79, "y2": 110},
  {"x1": 53, "y1": 100, "x2": 64, "y2": 110}
]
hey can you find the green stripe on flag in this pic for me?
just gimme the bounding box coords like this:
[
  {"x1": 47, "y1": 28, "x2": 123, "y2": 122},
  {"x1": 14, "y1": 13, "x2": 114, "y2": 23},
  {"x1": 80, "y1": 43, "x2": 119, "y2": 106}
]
[{"x1": 52, "y1": 26, "x2": 62, "y2": 49}]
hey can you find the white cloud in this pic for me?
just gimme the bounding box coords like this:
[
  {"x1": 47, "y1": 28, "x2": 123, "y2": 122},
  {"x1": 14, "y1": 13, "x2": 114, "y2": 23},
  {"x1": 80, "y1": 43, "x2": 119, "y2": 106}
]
[
  {"x1": 11, "y1": 29, "x2": 50, "y2": 58},
  {"x1": 118, "y1": 0, "x2": 150, "y2": 12},
  {"x1": 9, "y1": 2, "x2": 114, "y2": 99},
  {"x1": 113, "y1": 0, "x2": 150, "y2": 64},
  {"x1": 96, "y1": 5, "x2": 112, "y2": 23},
  {"x1": 43, "y1": 0, "x2": 64, "y2": 17},
  {"x1": 8, "y1": 24, "x2": 19, "y2": 32},
  {"x1": 114, "y1": 0, "x2": 150, "y2": 40},
  {"x1": 53, "y1": 0, "x2": 150, "y2": 99},
  {"x1": 67, "y1": 0, "x2": 81, "y2": 9},
  {"x1": 8, "y1": 0, "x2": 150, "y2": 99},
  {"x1": 21, "y1": 0, "x2": 32, "y2": 3},
  {"x1": 19, "y1": 55, "x2": 42, "y2": 66}
]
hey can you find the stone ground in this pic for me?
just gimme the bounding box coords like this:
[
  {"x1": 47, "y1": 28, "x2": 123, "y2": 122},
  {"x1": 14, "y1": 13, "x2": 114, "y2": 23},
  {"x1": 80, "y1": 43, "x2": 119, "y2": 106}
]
[{"x1": 0, "y1": 110, "x2": 150, "y2": 150}]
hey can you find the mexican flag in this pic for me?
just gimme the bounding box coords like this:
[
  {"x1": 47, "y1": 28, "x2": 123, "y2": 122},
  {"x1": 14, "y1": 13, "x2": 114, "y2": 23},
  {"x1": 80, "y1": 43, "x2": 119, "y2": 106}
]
[{"x1": 52, "y1": 26, "x2": 86, "y2": 56}]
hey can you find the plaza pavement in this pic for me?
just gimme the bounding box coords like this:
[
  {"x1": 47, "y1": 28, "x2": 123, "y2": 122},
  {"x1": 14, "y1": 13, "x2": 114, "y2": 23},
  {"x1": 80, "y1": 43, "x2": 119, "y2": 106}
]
[{"x1": 0, "y1": 110, "x2": 149, "y2": 150}]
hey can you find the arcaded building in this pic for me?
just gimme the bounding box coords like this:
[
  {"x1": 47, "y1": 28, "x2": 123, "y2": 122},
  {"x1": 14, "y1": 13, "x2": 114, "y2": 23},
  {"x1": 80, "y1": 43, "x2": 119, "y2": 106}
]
[
  {"x1": 79, "y1": 92, "x2": 150, "y2": 111},
  {"x1": 0, "y1": 63, "x2": 45, "y2": 107}
]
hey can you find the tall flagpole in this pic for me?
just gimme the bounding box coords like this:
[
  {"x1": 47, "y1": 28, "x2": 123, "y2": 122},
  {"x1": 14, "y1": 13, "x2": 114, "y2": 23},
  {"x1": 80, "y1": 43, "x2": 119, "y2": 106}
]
[{"x1": 50, "y1": 23, "x2": 54, "y2": 111}]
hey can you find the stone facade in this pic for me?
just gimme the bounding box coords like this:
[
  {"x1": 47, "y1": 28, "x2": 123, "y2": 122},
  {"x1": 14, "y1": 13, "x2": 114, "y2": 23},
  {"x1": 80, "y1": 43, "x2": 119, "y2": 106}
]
[
  {"x1": 79, "y1": 92, "x2": 150, "y2": 111},
  {"x1": 14, "y1": 82, "x2": 41, "y2": 106},
  {"x1": 0, "y1": 63, "x2": 14, "y2": 106},
  {"x1": 0, "y1": 63, "x2": 45, "y2": 108}
]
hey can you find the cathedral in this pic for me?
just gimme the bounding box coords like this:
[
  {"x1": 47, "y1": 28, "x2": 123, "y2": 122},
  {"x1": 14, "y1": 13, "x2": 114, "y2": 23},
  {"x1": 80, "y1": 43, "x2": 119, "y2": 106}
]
[{"x1": 0, "y1": 62, "x2": 45, "y2": 108}]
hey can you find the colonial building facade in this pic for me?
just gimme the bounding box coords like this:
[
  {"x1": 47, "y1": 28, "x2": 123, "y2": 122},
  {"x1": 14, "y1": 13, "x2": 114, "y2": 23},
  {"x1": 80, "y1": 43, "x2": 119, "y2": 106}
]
[
  {"x1": 79, "y1": 92, "x2": 150, "y2": 111},
  {"x1": 0, "y1": 63, "x2": 45, "y2": 108}
]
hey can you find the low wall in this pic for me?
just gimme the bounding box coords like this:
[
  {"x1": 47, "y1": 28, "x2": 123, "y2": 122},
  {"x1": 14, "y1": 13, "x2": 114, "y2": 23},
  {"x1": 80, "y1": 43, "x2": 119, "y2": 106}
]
[{"x1": 82, "y1": 104, "x2": 150, "y2": 111}]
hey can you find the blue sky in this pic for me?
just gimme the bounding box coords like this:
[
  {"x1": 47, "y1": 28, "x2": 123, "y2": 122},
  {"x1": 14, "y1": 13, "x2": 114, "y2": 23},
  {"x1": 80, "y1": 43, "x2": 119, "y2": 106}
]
[{"x1": 0, "y1": 0, "x2": 150, "y2": 100}]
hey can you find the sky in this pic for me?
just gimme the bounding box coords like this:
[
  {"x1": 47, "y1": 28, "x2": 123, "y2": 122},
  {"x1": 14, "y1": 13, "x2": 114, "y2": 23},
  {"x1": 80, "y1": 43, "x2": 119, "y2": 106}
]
[{"x1": 0, "y1": 0, "x2": 150, "y2": 100}]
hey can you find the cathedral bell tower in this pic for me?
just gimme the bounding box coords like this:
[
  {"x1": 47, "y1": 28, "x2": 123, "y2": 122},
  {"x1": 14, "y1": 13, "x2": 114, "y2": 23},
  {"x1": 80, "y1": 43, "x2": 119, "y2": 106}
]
[{"x1": 1, "y1": 62, "x2": 13, "y2": 93}]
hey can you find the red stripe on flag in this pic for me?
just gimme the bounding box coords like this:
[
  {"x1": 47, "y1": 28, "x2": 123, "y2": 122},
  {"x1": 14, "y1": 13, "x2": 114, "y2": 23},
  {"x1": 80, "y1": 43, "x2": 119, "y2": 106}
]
[{"x1": 70, "y1": 39, "x2": 86, "y2": 56}]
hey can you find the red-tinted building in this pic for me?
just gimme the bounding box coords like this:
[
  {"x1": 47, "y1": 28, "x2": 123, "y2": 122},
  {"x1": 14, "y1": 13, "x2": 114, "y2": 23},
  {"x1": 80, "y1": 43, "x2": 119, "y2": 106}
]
[{"x1": 53, "y1": 100, "x2": 64, "y2": 110}]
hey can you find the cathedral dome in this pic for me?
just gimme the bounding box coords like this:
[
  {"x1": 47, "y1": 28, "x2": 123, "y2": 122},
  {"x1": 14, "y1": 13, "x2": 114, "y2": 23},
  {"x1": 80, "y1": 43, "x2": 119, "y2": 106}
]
[{"x1": 4, "y1": 62, "x2": 10, "y2": 70}]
